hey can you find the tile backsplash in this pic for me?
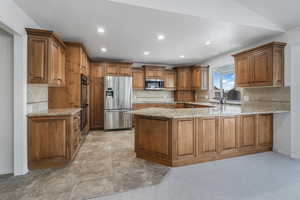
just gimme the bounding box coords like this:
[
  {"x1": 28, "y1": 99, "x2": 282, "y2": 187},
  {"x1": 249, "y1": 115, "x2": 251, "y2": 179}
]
[
  {"x1": 27, "y1": 84, "x2": 48, "y2": 113},
  {"x1": 133, "y1": 90, "x2": 174, "y2": 103},
  {"x1": 242, "y1": 87, "x2": 290, "y2": 103}
]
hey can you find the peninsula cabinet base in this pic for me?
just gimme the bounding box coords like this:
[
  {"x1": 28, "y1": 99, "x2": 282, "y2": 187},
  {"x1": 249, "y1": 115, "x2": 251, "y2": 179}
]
[{"x1": 134, "y1": 114, "x2": 273, "y2": 167}]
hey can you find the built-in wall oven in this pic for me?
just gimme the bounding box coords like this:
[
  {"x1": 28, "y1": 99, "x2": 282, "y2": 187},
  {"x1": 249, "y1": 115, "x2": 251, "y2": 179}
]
[
  {"x1": 80, "y1": 74, "x2": 88, "y2": 131},
  {"x1": 145, "y1": 79, "x2": 164, "y2": 90}
]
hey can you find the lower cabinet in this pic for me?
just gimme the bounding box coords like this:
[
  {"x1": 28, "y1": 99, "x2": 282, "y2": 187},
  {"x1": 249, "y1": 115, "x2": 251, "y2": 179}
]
[
  {"x1": 28, "y1": 111, "x2": 82, "y2": 170},
  {"x1": 257, "y1": 114, "x2": 273, "y2": 147},
  {"x1": 175, "y1": 118, "x2": 196, "y2": 160},
  {"x1": 135, "y1": 113, "x2": 274, "y2": 167},
  {"x1": 240, "y1": 115, "x2": 257, "y2": 151},
  {"x1": 197, "y1": 117, "x2": 219, "y2": 157},
  {"x1": 219, "y1": 116, "x2": 239, "y2": 154}
]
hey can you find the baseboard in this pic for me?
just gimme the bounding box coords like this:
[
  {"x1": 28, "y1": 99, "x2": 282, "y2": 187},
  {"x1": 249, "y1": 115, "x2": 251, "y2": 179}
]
[{"x1": 0, "y1": 169, "x2": 13, "y2": 175}]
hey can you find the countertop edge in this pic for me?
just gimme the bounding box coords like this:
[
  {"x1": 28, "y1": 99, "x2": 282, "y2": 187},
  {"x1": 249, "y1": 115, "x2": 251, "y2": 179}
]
[{"x1": 27, "y1": 108, "x2": 82, "y2": 117}]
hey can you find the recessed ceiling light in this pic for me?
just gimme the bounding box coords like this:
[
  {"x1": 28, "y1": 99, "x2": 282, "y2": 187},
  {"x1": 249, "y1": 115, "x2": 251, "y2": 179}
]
[
  {"x1": 97, "y1": 27, "x2": 105, "y2": 34},
  {"x1": 205, "y1": 41, "x2": 211, "y2": 45},
  {"x1": 101, "y1": 47, "x2": 107, "y2": 52},
  {"x1": 144, "y1": 51, "x2": 150, "y2": 56},
  {"x1": 179, "y1": 55, "x2": 185, "y2": 58},
  {"x1": 157, "y1": 34, "x2": 165, "y2": 40}
]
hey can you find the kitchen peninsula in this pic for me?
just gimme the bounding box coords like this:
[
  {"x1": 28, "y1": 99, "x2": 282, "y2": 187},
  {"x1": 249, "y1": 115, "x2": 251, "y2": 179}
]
[{"x1": 133, "y1": 103, "x2": 290, "y2": 167}]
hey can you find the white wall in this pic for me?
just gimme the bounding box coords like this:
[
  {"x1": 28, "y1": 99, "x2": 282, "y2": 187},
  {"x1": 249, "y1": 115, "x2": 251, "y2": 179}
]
[
  {"x1": 290, "y1": 44, "x2": 300, "y2": 158},
  {"x1": 201, "y1": 26, "x2": 300, "y2": 158},
  {"x1": 0, "y1": 0, "x2": 40, "y2": 175},
  {"x1": 0, "y1": 28, "x2": 13, "y2": 174}
]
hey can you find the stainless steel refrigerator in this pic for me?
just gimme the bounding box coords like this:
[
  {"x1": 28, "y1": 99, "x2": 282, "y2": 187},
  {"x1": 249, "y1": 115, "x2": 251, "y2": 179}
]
[{"x1": 104, "y1": 76, "x2": 132, "y2": 130}]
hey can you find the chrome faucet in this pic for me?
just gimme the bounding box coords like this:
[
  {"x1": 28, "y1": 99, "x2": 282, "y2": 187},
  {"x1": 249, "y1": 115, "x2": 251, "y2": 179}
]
[{"x1": 219, "y1": 89, "x2": 226, "y2": 104}]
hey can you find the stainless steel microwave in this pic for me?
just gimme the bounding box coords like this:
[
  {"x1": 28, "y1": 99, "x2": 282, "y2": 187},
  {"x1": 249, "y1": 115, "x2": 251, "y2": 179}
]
[{"x1": 145, "y1": 79, "x2": 164, "y2": 90}]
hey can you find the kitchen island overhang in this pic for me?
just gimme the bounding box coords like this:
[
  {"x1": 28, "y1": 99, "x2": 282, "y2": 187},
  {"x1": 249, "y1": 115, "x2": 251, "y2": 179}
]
[{"x1": 133, "y1": 104, "x2": 289, "y2": 167}]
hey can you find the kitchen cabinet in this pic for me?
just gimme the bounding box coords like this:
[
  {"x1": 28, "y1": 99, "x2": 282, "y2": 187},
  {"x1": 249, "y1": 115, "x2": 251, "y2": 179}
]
[
  {"x1": 49, "y1": 42, "x2": 90, "y2": 135},
  {"x1": 174, "y1": 91, "x2": 195, "y2": 102},
  {"x1": 80, "y1": 47, "x2": 89, "y2": 76},
  {"x1": 90, "y1": 62, "x2": 106, "y2": 129},
  {"x1": 26, "y1": 28, "x2": 66, "y2": 87},
  {"x1": 164, "y1": 69, "x2": 176, "y2": 90},
  {"x1": 192, "y1": 66, "x2": 209, "y2": 91},
  {"x1": 239, "y1": 115, "x2": 257, "y2": 151},
  {"x1": 132, "y1": 68, "x2": 145, "y2": 90},
  {"x1": 135, "y1": 113, "x2": 273, "y2": 167},
  {"x1": 196, "y1": 117, "x2": 219, "y2": 157},
  {"x1": 257, "y1": 114, "x2": 273, "y2": 148},
  {"x1": 233, "y1": 42, "x2": 286, "y2": 87},
  {"x1": 106, "y1": 62, "x2": 132, "y2": 76},
  {"x1": 176, "y1": 67, "x2": 192, "y2": 90},
  {"x1": 144, "y1": 66, "x2": 165, "y2": 79},
  {"x1": 219, "y1": 116, "x2": 239, "y2": 154},
  {"x1": 28, "y1": 111, "x2": 82, "y2": 170},
  {"x1": 175, "y1": 118, "x2": 196, "y2": 160}
]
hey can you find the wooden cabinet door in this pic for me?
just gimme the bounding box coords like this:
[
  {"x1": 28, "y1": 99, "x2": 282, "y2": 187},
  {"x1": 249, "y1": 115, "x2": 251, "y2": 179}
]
[
  {"x1": 175, "y1": 119, "x2": 196, "y2": 159},
  {"x1": 144, "y1": 67, "x2": 164, "y2": 78},
  {"x1": 164, "y1": 70, "x2": 176, "y2": 90},
  {"x1": 176, "y1": 68, "x2": 192, "y2": 90},
  {"x1": 174, "y1": 91, "x2": 195, "y2": 102},
  {"x1": 119, "y1": 64, "x2": 132, "y2": 76},
  {"x1": 197, "y1": 118, "x2": 219, "y2": 157},
  {"x1": 106, "y1": 64, "x2": 119, "y2": 75},
  {"x1": 90, "y1": 63, "x2": 105, "y2": 129},
  {"x1": 28, "y1": 118, "x2": 68, "y2": 162},
  {"x1": 132, "y1": 68, "x2": 144, "y2": 90},
  {"x1": 251, "y1": 48, "x2": 273, "y2": 86},
  {"x1": 257, "y1": 114, "x2": 273, "y2": 147},
  {"x1": 240, "y1": 115, "x2": 257, "y2": 151},
  {"x1": 235, "y1": 55, "x2": 252, "y2": 87},
  {"x1": 58, "y1": 46, "x2": 66, "y2": 86},
  {"x1": 192, "y1": 68, "x2": 201, "y2": 90},
  {"x1": 49, "y1": 40, "x2": 60, "y2": 86},
  {"x1": 219, "y1": 116, "x2": 239, "y2": 154},
  {"x1": 27, "y1": 36, "x2": 49, "y2": 83}
]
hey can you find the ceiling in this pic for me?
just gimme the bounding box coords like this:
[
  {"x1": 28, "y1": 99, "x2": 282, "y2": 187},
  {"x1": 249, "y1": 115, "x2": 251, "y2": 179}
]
[
  {"x1": 14, "y1": 0, "x2": 299, "y2": 65},
  {"x1": 236, "y1": 0, "x2": 300, "y2": 30}
]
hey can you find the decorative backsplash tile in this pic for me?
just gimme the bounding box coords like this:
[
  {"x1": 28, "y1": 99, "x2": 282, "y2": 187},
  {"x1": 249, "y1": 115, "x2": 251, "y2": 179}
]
[
  {"x1": 133, "y1": 90, "x2": 174, "y2": 103},
  {"x1": 27, "y1": 84, "x2": 48, "y2": 113},
  {"x1": 27, "y1": 84, "x2": 48, "y2": 103},
  {"x1": 242, "y1": 87, "x2": 290, "y2": 103}
]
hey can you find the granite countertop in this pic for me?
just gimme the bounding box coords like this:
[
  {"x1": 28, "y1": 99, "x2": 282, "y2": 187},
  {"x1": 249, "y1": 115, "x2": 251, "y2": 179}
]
[
  {"x1": 132, "y1": 103, "x2": 290, "y2": 118},
  {"x1": 27, "y1": 108, "x2": 81, "y2": 117},
  {"x1": 133, "y1": 101, "x2": 216, "y2": 106}
]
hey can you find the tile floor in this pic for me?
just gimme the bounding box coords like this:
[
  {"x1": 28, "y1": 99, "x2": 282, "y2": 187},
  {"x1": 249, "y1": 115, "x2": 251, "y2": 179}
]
[{"x1": 0, "y1": 130, "x2": 169, "y2": 200}]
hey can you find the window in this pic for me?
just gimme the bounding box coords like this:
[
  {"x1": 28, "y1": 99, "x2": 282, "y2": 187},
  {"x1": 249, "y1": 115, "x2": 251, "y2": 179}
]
[{"x1": 212, "y1": 65, "x2": 240, "y2": 102}]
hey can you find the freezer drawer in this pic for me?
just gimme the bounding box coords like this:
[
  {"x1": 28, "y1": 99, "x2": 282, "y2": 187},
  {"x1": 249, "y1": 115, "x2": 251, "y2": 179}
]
[{"x1": 104, "y1": 110, "x2": 132, "y2": 130}]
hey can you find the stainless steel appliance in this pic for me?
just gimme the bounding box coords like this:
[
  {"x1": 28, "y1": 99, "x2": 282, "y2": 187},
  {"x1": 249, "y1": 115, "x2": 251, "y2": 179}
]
[
  {"x1": 145, "y1": 78, "x2": 164, "y2": 90},
  {"x1": 80, "y1": 74, "x2": 88, "y2": 131},
  {"x1": 104, "y1": 76, "x2": 132, "y2": 130}
]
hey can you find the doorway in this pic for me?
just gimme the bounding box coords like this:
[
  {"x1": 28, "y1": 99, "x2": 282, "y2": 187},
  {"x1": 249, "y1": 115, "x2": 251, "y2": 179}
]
[{"x1": 0, "y1": 27, "x2": 13, "y2": 174}]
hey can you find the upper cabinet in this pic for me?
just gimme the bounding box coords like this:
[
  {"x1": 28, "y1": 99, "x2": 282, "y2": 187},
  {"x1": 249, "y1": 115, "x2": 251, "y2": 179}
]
[
  {"x1": 176, "y1": 67, "x2": 192, "y2": 90},
  {"x1": 26, "y1": 28, "x2": 66, "y2": 87},
  {"x1": 144, "y1": 66, "x2": 164, "y2": 79},
  {"x1": 233, "y1": 42, "x2": 287, "y2": 88},
  {"x1": 80, "y1": 47, "x2": 89, "y2": 76},
  {"x1": 132, "y1": 68, "x2": 145, "y2": 90},
  {"x1": 192, "y1": 66, "x2": 209, "y2": 91},
  {"x1": 106, "y1": 63, "x2": 132, "y2": 76},
  {"x1": 164, "y1": 69, "x2": 176, "y2": 90},
  {"x1": 64, "y1": 42, "x2": 90, "y2": 76}
]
